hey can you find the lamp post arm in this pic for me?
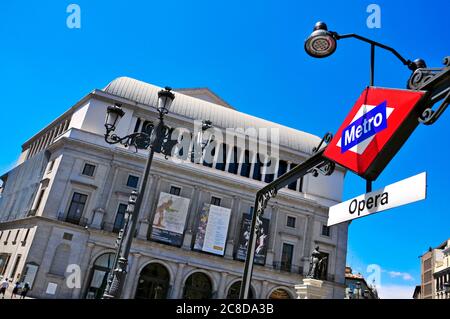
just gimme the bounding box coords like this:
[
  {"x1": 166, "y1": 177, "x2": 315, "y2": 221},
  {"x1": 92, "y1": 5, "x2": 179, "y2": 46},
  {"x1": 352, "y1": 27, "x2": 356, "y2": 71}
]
[{"x1": 334, "y1": 33, "x2": 415, "y2": 70}]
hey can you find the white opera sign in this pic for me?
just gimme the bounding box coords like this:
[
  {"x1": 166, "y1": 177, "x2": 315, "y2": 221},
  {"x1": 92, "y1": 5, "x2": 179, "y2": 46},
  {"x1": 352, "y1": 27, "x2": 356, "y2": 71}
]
[{"x1": 327, "y1": 172, "x2": 427, "y2": 226}]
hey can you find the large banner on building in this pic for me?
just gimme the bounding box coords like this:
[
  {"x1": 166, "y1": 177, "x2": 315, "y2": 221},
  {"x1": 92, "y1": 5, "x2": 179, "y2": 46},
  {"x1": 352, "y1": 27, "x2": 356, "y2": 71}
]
[
  {"x1": 193, "y1": 204, "x2": 231, "y2": 256},
  {"x1": 235, "y1": 214, "x2": 269, "y2": 265},
  {"x1": 150, "y1": 192, "x2": 190, "y2": 246}
]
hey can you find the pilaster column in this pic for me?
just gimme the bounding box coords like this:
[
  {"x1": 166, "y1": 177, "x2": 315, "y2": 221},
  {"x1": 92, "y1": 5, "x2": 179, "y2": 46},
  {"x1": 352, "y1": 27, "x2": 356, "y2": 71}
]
[
  {"x1": 138, "y1": 174, "x2": 161, "y2": 239},
  {"x1": 225, "y1": 196, "x2": 241, "y2": 259},
  {"x1": 182, "y1": 186, "x2": 202, "y2": 249},
  {"x1": 170, "y1": 263, "x2": 186, "y2": 299},
  {"x1": 217, "y1": 272, "x2": 228, "y2": 298},
  {"x1": 260, "y1": 280, "x2": 269, "y2": 299},
  {"x1": 122, "y1": 252, "x2": 142, "y2": 299},
  {"x1": 302, "y1": 214, "x2": 315, "y2": 271},
  {"x1": 98, "y1": 163, "x2": 119, "y2": 209},
  {"x1": 74, "y1": 242, "x2": 96, "y2": 299},
  {"x1": 266, "y1": 205, "x2": 279, "y2": 268}
]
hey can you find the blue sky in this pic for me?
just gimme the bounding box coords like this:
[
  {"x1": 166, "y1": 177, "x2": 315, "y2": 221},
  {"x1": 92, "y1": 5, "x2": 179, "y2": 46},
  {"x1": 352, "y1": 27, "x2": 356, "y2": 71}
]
[{"x1": 0, "y1": 1, "x2": 448, "y2": 298}]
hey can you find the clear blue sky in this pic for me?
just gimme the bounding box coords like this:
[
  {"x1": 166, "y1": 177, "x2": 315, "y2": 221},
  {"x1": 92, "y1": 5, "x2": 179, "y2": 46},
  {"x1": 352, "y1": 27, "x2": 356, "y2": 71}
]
[{"x1": 0, "y1": 1, "x2": 448, "y2": 298}]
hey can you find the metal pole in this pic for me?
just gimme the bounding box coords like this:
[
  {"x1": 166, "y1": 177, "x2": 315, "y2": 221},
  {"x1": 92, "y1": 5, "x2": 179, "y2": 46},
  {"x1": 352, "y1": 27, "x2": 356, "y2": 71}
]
[
  {"x1": 370, "y1": 43, "x2": 375, "y2": 86},
  {"x1": 103, "y1": 201, "x2": 132, "y2": 297},
  {"x1": 366, "y1": 43, "x2": 375, "y2": 193},
  {"x1": 239, "y1": 192, "x2": 262, "y2": 299},
  {"x1": 103, "y1": 118, "x2": 163, "y2": 299}
]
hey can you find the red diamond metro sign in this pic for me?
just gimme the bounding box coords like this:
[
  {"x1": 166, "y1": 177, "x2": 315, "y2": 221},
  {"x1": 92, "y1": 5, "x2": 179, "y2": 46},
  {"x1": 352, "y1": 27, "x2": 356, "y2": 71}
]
[{"x1": 324, "y1": 87, "x2": 428, "y2": 180}]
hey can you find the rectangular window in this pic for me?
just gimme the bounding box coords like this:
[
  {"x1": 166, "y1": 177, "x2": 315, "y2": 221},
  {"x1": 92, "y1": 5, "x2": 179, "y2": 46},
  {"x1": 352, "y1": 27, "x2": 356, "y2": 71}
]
[
  {"x1": 211, "y1": 196, "x2": 221, "y2": 206},
  {"x1": 22, "y1": 229, "x2": 30, "y2": 245},
  {"x1": 227, "y1": 146, "x2": 240, "y2": 174},
  {"x1": 10, "y1": 254, "x2": 21, "y2": 280},
  {"x1": 169, "y1": 186, "x2": 181, "y2": 196},
  {"x1": 287, "y1": 216, "x2": 296, "y2": 228},
  {"x1": 113, "y1": 203, "x2": 128, "y2": 233},
  {"x1": 127, "y1": 175, "x2": 139, "y2": 188},
  {"x1": 277, "y1": 160, "x2": 288, "y2": 177},
  {"x1": 47, "y1": 160, "x2": 55, "y2": 173},
  {"x1": 0, "y1": 254, "x2": 11, "y2": 276},
  {"x1": 322, "y1": 225, "x2": 331, "y2": 237},
  {"x1": 252, "y1": 154, "x2": 263, "y2": 181},
  {"x1": 203, "y1": 145, "x2": 215, "y2": 168},
  {"x1": 13, "y1": 230, "x2": 20, "y2": 244},
  {"x1": 240, "y1": 150, "x2": 251, "y2": 178},
  {"x1": 264, "y1": 158, "x2": 275, "y2": 183},
  {"x1": 298, "y1": 177, "x2": 304, "y2": 193},
  {"x1": 215, "y1": 144, "x2": 227, "y2": 171},
  {"x1": 281, "y1": 243, "x2": 294, "y2": 272},
  {"x1": 287, "y1": 163, "x2": 298, "y2": 190},
  {"x1": 62, "y1": 232, "x2": 73, "y2": 241},
  {"x1": 82, "y1": 163, "x2": 96, "y2": 177},
  {"x1": 33, "y1": 189, "x2": 45, "y2": 213},
  {"x1": 5, "y1": 231, "x2": 11, "y2": 243},
  {"x1": 66, "y1": 192, "x2": 88, "y2": 224},
  {"x1": 133, "y1": 118, "x2": 142, "y2": 133},
  {"x1": 318, "y1": 252, "x2": 329, "y2": 280}
]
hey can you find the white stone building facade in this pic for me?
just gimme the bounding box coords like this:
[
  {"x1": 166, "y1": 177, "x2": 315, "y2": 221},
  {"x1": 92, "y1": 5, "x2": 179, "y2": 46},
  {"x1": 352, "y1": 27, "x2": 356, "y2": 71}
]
[{"x1": 0, "y1": 77, "x2": 348, "y2": 299}]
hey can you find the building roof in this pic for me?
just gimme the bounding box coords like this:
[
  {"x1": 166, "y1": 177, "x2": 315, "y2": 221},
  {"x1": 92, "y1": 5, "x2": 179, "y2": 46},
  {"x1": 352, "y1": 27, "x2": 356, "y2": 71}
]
[
  {"x1": 173, "y1": 88, "x2": 235, "y2": 110},
  {"x1": 103, "y1": 77, "x2": 321, "y2": 155}
]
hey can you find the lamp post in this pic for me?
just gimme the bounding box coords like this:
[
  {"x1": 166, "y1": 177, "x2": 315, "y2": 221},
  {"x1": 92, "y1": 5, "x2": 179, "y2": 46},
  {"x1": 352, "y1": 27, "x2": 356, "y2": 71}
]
[
  {"x1": 304, "y1": 21, "x2": 425, "y2": 192},
  {"x1": 101, "y1": 87, "x2": 212, "y2": 299}
]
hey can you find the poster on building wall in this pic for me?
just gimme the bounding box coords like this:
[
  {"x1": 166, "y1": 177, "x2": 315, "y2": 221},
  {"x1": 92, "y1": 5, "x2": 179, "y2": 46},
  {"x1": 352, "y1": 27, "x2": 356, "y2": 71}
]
[
  {"x1": 193, "y1": 204, "x2": 231, "y2": 256},
  {"x1": 150, "y1": 192, "x2": 190, "y2": 246},
  {"x1": 235, "y1": 214, "x2": 270, "y2": 265}
]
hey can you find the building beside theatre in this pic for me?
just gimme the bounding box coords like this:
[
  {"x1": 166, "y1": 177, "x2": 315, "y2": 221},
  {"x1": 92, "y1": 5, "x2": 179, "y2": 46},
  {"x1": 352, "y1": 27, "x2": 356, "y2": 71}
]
[
  {"x1": 0, "y1": 77, "x2": 347, "y2": 299},
  {"x1": 418, "y1": 238, "x2": 450, "y2": 299},
  {"x1": 344, "y1": 266, "x2": 378, "y2": 299}
]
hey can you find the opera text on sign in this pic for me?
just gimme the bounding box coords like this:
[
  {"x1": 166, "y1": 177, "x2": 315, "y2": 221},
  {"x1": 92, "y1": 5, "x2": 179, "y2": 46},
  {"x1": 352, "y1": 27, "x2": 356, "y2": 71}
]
[{"x1": 327, "y1": 172, "x2": 427, "y2": 226}]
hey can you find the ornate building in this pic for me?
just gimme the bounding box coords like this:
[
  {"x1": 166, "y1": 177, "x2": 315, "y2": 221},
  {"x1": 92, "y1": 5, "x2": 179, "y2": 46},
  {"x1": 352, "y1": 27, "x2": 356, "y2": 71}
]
[
  {"x1": 0, "y1": 77, "x2": 347, "y2": 299},
  {"x1": 418, "y1": 238, "x2": 450, "y2": 299}
]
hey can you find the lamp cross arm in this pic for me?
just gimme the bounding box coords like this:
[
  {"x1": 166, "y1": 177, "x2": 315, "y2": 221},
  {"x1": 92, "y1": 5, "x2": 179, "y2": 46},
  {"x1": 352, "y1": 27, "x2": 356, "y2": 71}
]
[{"x1": 333, "y1": 32, "x2": 415, "y2": 70}]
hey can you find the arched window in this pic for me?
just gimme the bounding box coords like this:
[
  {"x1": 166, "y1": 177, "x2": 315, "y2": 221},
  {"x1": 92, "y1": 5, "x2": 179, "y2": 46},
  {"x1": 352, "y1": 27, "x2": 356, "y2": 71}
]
[
  {"x1": 135, "y1": 263, "x2": 171, "y2": 299},
  {"x1": 183, "y1": 272, "x2": 213, "y2": 299},
  {"x1": 226, "y1": 281, "x2": 254, "y2": 299},
  {"x1": 269, "y1": 288, "x2": 292, "y2": 299},
  {"x1": 49, "y1": 244, "x2": 71, "y2": 276},
  {"x1": 85, "y1": 253, "x2": 115, "y2": 299}
]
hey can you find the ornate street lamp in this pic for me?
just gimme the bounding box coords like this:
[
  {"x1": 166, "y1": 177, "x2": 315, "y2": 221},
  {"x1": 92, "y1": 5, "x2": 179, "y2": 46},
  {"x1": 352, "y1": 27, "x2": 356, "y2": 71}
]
[
  {"x1": 105, "y1": 103, "x2": 125, "y2": 132},
  {"x1": 102, "y1": 87, "x2": 212, "y2": 299},
  {"x1": 304, "y1": 22, "x2": 337, "y2": 58}
]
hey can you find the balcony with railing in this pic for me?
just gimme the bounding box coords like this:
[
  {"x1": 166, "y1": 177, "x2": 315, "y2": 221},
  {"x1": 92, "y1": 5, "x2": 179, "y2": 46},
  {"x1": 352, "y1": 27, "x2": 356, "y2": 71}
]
[
  {"x1": 272, "y1": 261, "x2": 335, "y2": 282},
  {"x1": 57, "y1": 212, "x2": 88, "y2": 227},
  {"x1": 101, "y1": 222, "x2": 122, "y2": 233},
  {"x1": 272, "y1": 261, "x2": 304, "y2": 275}
]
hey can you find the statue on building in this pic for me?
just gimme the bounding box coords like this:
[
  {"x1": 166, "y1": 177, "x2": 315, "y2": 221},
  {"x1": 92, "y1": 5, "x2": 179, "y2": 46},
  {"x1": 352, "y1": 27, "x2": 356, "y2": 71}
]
[{"x1": 306, "y1": 246, "x2": 326, "y2": 279}]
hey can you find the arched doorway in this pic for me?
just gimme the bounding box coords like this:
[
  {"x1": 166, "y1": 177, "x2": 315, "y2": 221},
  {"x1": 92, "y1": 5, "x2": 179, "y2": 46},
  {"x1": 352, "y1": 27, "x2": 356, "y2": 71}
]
[
  {"x1": 183, "y1": 272, "x2": 213, "y2": 299},
  {"x1": 269, "y1": 288, "x2": 292, "y2": 299},
  {"x1": 135, "y1": 263, "x2": 171, "y2": 299},
  {"x1": 226, "y1": 281, "x2": 254, "y2": 299},
  {"x1": 85, "y1": 253, "x2": 115, "y2": 299}
]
